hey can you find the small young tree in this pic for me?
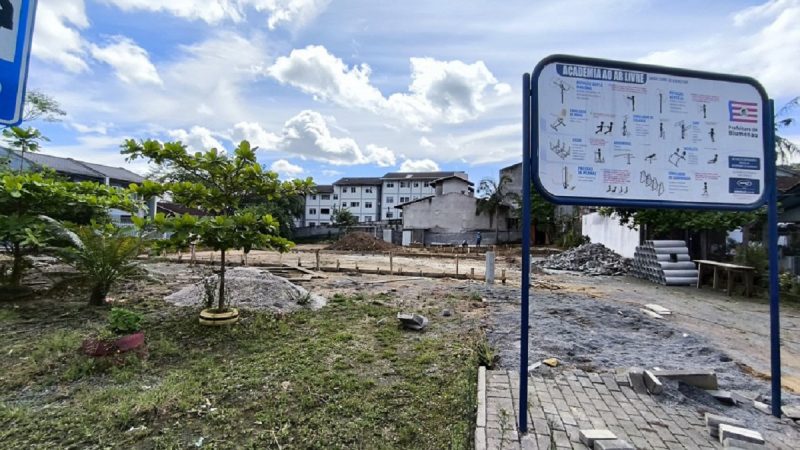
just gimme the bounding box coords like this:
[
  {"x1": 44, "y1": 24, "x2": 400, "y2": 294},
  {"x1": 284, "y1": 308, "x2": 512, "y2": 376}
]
[
  {"x1": 3, "y1": 126, "x2": 48, "y2": 173},
  {"x1": 332, "y1": 208, "x2": 358, "y2": 229},
  {"x1": 122, "y1": 139, "x2": 312, "y2": 313},
  {"x1": 476, "y1": 175, "x2": 519, "y2": 243}
]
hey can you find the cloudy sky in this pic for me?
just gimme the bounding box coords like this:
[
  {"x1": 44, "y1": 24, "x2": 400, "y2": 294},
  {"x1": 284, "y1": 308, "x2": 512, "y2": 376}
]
[{"x1": 23, "y1": 0, "x2": 800, "y2": 183}]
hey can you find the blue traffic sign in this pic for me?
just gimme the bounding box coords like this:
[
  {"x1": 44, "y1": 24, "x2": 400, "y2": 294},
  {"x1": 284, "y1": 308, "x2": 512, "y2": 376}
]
[{"x1": 0, "y1": 0, "x2": 37, "y2": 126}]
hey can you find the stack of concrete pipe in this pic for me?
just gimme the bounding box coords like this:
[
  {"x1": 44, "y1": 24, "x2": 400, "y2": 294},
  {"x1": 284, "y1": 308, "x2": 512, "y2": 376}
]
[{"x1": 631, "y1": 240, "x2": 698, "y2": 286}]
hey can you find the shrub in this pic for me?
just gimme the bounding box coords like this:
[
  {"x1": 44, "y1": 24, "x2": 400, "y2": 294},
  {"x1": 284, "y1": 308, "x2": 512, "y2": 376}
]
[{"x1": 108, "y1": 308, "x2": 143, "y2": 335}]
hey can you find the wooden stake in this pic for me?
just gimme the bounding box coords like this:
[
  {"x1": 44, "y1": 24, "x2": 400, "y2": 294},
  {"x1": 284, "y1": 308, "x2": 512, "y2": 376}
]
[{"x1": 315, "y1": 250, "x2": 320, "y2": 271}]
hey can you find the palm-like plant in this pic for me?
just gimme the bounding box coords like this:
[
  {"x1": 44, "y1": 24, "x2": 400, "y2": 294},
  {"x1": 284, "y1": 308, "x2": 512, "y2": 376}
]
[
  {"x1": 2, "y1": 126, "x2": 48, "y2": 173},
  {"x1": 59, "y1": 224, "x2": 143, "y2": 306},
  {"x1": 475, "y1": 175, "x2": 519, "y2": 243},
  {"x1": 776, "y1": 96, "x2": 799, "y2": 164}
]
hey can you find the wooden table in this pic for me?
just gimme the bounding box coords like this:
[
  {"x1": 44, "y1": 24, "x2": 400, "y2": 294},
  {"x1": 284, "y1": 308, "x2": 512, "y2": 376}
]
[{"x1": 695, "y1": 260, "x2": 755, "y2": 297}]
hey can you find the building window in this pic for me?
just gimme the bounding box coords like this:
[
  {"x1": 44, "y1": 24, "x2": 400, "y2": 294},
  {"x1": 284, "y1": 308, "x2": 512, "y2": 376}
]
[
  {"x1": 400, "y1": 181, "x2": 407, "y2": 188},
  {"x1": 341, "y1": 187, "x2": 347, "y2": 193},
  {"x1": 311, "y1": 195, "x2": 317, "y2": 200},
  {"x1": 309, "y1": 208, "x2": 317, "y2": 215},
  {"x1": 321, "y1": 208, "x2": 330, "y2": 214},
  {"x1": 386, "y1": 212, "x2": 394, "y2": 219},
  {"x1": 365, "y1": 216, "x2": 372, "y2": 222},
  {"x1": 386, "y1": 196, "x2": 394, "y2": 203},
  {"x1": 308, "y1": 222, "x2": 316, "y2": 227},
  {"x1": 350, "y1": 202, "x2": 360, "y2": 207},
  {"x1": 320, "y1": 222, "x2": 328, "y2": 226},
  {"x1": 333, "y1": 194, "x2": 338, "y2": 200},
  {"x1": 400, "y1": 196, "x2": 410, "y2": 203},
  {"x1": 365, "y1": 187, "x2": 373, "y2": 193},
  {"x1": 386, "y1": 182, "x2": 394, "y2": 188},
  {"x1": 365, "y1": 202, "x2": 372, "y2": 208},
  {"x1": 321, "y1": 194, "x2": 330, "y2": 200},
  {"x1": 350, "y1": 187, "x2": 356, "y2": 193},
  {"x1": 399, "y1": 212, "x2": 403, "y2": 218},
  {"x1": 414, "y1": 182, "x2": 419, "y2": 187},
  {"x1": 423, "y1": 182, "x2": 429, "y2": 187}
]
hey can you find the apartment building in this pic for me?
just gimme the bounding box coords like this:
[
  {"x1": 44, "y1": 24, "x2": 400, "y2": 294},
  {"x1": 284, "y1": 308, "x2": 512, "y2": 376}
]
[
  {"x1": 334, "y1": 177, "x2": 382, "y2": 223},
  {"x1": 304, "y1": 185, "x2": 336, "y2": 226},
  {"x1": 380, "y1": 171, "x2": 466, "y2": 220}
]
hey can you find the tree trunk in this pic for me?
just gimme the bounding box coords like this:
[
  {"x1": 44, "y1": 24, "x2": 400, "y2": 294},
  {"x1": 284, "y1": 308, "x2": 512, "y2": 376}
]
[
  {"x1": 10, "y1": 242, "x2": 23, "y2": 286},
  {"x1": 218, "y1": 249, "x2": 226, "y2": 311},
  {"x1": 18, "y1": 144, "x2": 25, "y2": 174},
  {"x1": 495, "y1": 212, "x2": 500, "y2": 244},
  {"x1": 89, "y1": 284, "x2": 107, "y2": 306}
]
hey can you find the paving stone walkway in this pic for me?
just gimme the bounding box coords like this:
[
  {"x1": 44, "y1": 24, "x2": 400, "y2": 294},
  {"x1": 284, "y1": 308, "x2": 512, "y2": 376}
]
[{"x1": 476, "y1": 368, "x2": 798, "y2": 449}]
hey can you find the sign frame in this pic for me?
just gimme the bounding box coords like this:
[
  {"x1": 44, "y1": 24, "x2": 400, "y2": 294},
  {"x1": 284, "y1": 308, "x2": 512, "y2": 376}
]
[
  {"x1": 530, "y1": 54, "x2": 770, "y2": 211},
  {"x1": 0, "y1": 0, "x2": 38, "y2": 127}
]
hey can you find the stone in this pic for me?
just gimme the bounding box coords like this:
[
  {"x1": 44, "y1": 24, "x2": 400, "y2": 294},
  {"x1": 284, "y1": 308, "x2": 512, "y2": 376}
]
[
  {"x1": 722, "y1": 437, "x2": 766, "y2": 449},
  {"x1": 535, "y1": 243, "x2": 631, "y2": 276},
  {"x1": 705, "y1": 413, "x2": 745, "y2": 438},
  {"x1": 594, "y1": 439, "x2": 636, "y2": 450},
  {"x1": 653, "y1": 369, "x2": 718, "y2": 390},
  {"x1": 614, "y1": 367, "x2": 630, "y2": 387},
  {"x1": 718, "y1": 424, "x2": 765, "y2": 445},
  {"x1": 542, "y1": 358, "x2": 559, "y2": 367},
  {"x1": 731, "y1": 390, "x2": 758, "y2": 407},
  {"x1": 528, "y1": 361, "x2": 542, "y2": 372},
  {"x1": 782, "y1": 404, "x2": 800, "y2": 419},
  {"x1": 639, "y1": 308, "x2": 664, "y2": 319},
  {"x1": 752, "y1": 401, "x2": 771, "y2": 415},
  {"x1": 578, "y1": 429, "x2": 616, "y2": 447},
  {"x1": 442, "y1": 309, "x2": 452, "y2": 317},
  {"x1": 705, "y1": 389, "x2": 735, "y2": 405},
  {"x1": 627, "y1": 367, "x2": 648, "y2": 394},
  {"x1": 643, "y1": 370, "x2": 664, "y2": 395},
  {"x1": 397, "y1": 313, "x2": 428, "y2": 331},
  {"x1": 644, "y1": 303, "x2": 672, "y2": 315}
]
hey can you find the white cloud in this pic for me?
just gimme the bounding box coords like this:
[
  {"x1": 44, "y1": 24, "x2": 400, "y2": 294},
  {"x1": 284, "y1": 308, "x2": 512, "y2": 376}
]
[
  {"x1": 103, "y1": 0, "x2": 329, "y2": 29},
  {"x1": 33, "y1": 0, "x2": 89, "y2": 72},
  {"x1": 267, "y1": 45, "x2": 509, "y2": 129},
  {"x1": 168, "y1": 126, "x2": 227, "y2": 151},
  {"x1": 640, "y1": 0, "x2": 800, "y2": 97},
  {"x1": 90, "y1": 36, "x2": 163, "y2": 86},
  {"x1": 270, "y1": 159, "x2": 304, "y2": 178},
  {"x1": 399, "y1": 158, "x2": 440, "y2": 172},
  {"x1": 231, "y1": 121, "x2": 282, "y2": 148},
  {"x1": 70, "y1": 122, "x2": 110, "y2": 135},
  {"x1": 419, "y1": 137, "x2": 435, "y2": 148},
  {"x1": 322, "y1": 169, "x2": 342, "y2": 177}
]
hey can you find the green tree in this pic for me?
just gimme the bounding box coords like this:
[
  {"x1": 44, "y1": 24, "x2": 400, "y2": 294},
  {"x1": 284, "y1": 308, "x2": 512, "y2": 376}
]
[
  {"x1": 122, "y1": 139, "x2": 312, "y2": 312},
  {"x1": 530, "y1": 186, "x2": 556, "y2": 244},
  {"x1": 776, "y1": 96, "x2": 799, "y2": 164},
  {"x1": 23, "y1": 90, "x2": 67, "y2": 123},
  {"x1": 332, "y1": 208, "x2": 358, "y2": 228},
  {"x1": 3, "y1": 126, "x2": 48, "y2": 173},
  {"x1": 476, "y1": 175, "x2": 519, "y2": 242},
  {"x1": 0, "y1": 169, "x2": 137, "y2": 286}
]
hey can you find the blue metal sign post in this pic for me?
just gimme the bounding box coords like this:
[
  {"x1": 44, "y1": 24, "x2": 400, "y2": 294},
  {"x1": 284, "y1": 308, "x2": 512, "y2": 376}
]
[
  {"x1": 520, "y1": 55, "x2": 781, "y2": 432},
  {"x1": 0, "y1": 0, "x2": 38, "y2": 126}
]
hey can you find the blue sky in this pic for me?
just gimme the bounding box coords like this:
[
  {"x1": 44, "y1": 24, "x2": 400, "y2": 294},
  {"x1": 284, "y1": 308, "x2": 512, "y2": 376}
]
[{"x1": 21, "y1": 0, "x2": 800, "y2": 184}]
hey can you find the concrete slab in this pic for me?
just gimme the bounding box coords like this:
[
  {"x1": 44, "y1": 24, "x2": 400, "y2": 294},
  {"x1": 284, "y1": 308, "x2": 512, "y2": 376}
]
[
  {"x1": 705, "y1": 389, "x2": 735, "y2": 405},
  {"x1": 639, "y1": 308, "x2": 664, "y2": 319},
  {"x1": 752, "y1": 401, "x2": 771, "y2": 415},
  {"x1": 627, "y1": 367, "x2": 648, "y2": 394},
  {"x1": 731, "y1": 390, "x2": 758, "y2": 407},
  {"x1": 705, "y1": 413, "x2": 745, "y2": 438},
  {"x1": 643, "y1": 370, "x2": 664, "y2": 395},
  {"x1": 722, "y1": 437, "x2": 766, "y2": 449},
  {"x1": 594, "y1": 439, "x2": 635, "y2": 450},
  {"x1": 652, "y1": 369, "x2": 718, "y2": 390},
  {"x1": 782, "y1": 404, "x2": 800, "y2": 419},
  {"x1": 578, "y1": 429, "x2": 616, "y2": 447},
  {"x1": 718, "y1": 424, "x2": 765, "y2": 445},
  {"x1": 644, "y1": 303, "x2": 672, "y2": 315}
]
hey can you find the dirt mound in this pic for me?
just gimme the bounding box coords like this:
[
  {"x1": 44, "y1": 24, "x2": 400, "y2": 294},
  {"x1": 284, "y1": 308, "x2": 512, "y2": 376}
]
[
  {"x1": 536, "y1": 243, "x2": 631, "y2": 276},
  {"x1": 328, "y1": 232, "x2": 394, "y2": 252},
  {"x1": 165, "y1": 267, "x2": 326, "y2": 312}
]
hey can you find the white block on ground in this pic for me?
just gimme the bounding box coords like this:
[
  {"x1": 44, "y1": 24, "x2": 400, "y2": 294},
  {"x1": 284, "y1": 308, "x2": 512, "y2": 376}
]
[
  {"x1": 722, "y1": 437, "x2": 766, "y2": 449},
  {"x1": 643, "y1": 370, "x2": 664, "y2": 395},
  {"x1": 705, "y1": 413, "x2": 745, "y2": 438},
  {"x1": 644, "y1": 303, "x2": 672, "y2": 315},
  {"x1": 654, "y1": 369, "x2": 718, "y2": 390},
  {"x1": 594, "y1": 439, "x2": 635, "y2": 450},
  {"x1": 627, "y1": 367, "x2": 648, "y2": 394},
  {"x1": 640, "y1": 308, "x2": 664, "y2": 319},
  {"x1": 718, "y1": 424, "x2": 765, "y2": 445},
  {"x1": 477, "y1": 367, "x2": 487, "y2": 427},
  {"x1": 752, "y1": 401, "x2": 771, "y2": 415},
  {"x1": 782, "y1": 404, "x2": 800, "y2": 419},
  {"x1": 579, "y1": 429, "x2": 616, "y2": 447}
]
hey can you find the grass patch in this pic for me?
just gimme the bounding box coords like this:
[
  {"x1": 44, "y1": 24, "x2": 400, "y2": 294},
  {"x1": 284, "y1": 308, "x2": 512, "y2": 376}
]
[{"x1": 0, "y1": 294, "x2": 480, "y2": 449}]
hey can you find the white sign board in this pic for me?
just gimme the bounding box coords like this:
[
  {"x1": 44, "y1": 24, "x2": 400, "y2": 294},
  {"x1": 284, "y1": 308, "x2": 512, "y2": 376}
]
[
  {"x1": 533, "y1": 56, "x2": 768, "y2": 209},
  {"x1": 0, "y1": 0, "x2": 37, "y2": 126}
]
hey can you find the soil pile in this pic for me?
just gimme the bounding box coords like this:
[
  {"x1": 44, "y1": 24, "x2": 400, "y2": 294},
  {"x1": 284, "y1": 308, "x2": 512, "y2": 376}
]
[
  {"x1": 536, "y1": 243, "x2": 630, "y2": 275},
  {"x1": 165, "y1": 267, "x2": 326, "y2": 312},
  {"x1": 328, "y1": 232, "x2": 395, "y2": 252}
]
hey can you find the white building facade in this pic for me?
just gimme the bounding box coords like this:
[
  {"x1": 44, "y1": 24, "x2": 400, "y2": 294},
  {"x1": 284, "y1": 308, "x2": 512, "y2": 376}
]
[
  {"x1": 332, "y1": 177, "x2": 382, "y2": 223},
  {"x1": 304, "y1": 185, "x2": 337, "y2": 226},
  {"x1": 380, "y1": 171, "x2": 466, "y2": 221}
]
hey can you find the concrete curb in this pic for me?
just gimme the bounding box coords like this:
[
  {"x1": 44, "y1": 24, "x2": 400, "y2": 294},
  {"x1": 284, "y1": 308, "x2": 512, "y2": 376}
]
[{"x1": 476, "y1": 366, "x2": 487, "y2": 450}]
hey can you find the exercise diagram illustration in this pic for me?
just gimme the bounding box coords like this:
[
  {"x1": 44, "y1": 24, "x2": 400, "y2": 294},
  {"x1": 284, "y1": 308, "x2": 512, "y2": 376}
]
[
  {"x1": 606, "y1": 185, "x2": 629, "y2": 194},
  {"x1": 668, "y1": 148, "x2": 687, "y2": 167},
  {"x1": 640, "y1": 170, "x2": 665, "y2": 196},
  {"x1": 657, "y1": 90, "x2": 663, "y2": 114},
  {"x1": 559, "y1": 166, "x2": 575, "y2": 190},
  {"x1": 645, "y1": 153, "x2": 657, "y2": 164},
  {"x1": 702, "y1": 103, "x2": 708, "y2": 119},
  {"x1": 626, "y1": 95, "x2": 635, "y2": 112},
  {"x1": 622, "y1": 116, "x2": 628, "y2": 137},
  {"x1": 614, "y1": 153, "x2": 635, "y2": 165},
  {"x1": 708, "y1": 154, "x2": 718, "y2": 164},
  {"x1": 553, "y1": 78, "x2": 572, "y2": 104},
  {"x1": 659, "y1": 121, "x2": 666, "y2": 139},
  {"x1": 549, "y1": 139, "x2": 571, "y2": 160},
  {"x1": 594, "y1": 148, "x2": 605, "y2": 163},
  {"x1": 709, "y1": 127, "x2": 715, "y2": 142},
  {"x1": 675, "y1": 120, "x2": 689, "y2": 140},
  {"x1": 550, "y1": 116, "x2": 566, "y2": 132},
  {"x1": 595, "y1": 121, "x2": 613, "y2": 135},
  {"x1": 702, "y1": 181, "x2": 709, "y2": 197}
]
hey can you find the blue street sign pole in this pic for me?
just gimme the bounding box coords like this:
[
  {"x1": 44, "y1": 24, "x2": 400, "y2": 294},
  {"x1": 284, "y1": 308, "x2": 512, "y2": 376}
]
[
  {"x1": 519, "y1": 73, "x2": 531, "y2": 433},
  {"x1": 0, "y1": 0, "x2": 38, "y2": 126},
  {"x1": 766, "y1": 99, "x2": 782, "y2": 417}
]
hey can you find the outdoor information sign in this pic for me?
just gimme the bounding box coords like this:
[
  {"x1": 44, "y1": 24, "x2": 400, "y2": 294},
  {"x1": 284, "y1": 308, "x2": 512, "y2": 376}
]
[
  {"x1": 533, "y1": 55, "x2": 767, "y2": 210},
  {"x1": 0, "y1": 0, "x2": 37, "y2": 126},
  {"x1": 519, "y1": 55, "x2": 780, "y2": 433}
]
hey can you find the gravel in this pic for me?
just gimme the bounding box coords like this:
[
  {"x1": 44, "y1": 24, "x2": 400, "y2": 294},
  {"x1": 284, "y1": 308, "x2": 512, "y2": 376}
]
[
  {"x1": 535, "y1": 243, "x2": 631, "y2": 276},
  {"x1": 165, "y1": 267, "x2": 326, "y2": 312}
]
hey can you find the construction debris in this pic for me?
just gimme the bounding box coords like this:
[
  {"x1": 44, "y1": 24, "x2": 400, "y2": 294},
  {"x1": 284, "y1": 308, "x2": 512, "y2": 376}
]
[
  {"x1": 640, "y1": 308, "x2": 664, "y2": 320},
  {"x1": 328, "y1": 232, "x2": 395, "y2": 252},
  {"x1": 627, "y1": 367, "x2": 648, "y2": 394},
  {"x1": 578, "y1": 429, "x2": 616, "y2": 447},
  {"x1": 397, "y1": 313, "x2": 428, "y2": 331},
  {"x1": 594, "y1": 439, "x2": 635, "y2": 450},
  {"x1": 722, "y1": 437, "x2": 766, "y2": 449},
  {"x1": 705, "y1": 413, "x2": 745, "y2": 438},
  {"x1": 542, "y1": 358, "x2": 559, "y2": 367},
  {"x1": 705, "y1": 389, "x2": 736, "y2": 405},
  {"x1": 536, "y1": 243, "x2": 631, "y2": 276},
  {"x1": 643, "y1": 370, "x2": 664, "y2": 394},
  {"x1": 644, "y1": 303, "x2": 672, "y2": 315},
  {"x1": 718, "y1": 425, "x2": 765, "y2": 445},
  {"x1": 653, "y1": 369, "x2": 718, "y2": 390},
  {"x1": 782, "y1": 405, "x2": 800, "y2": 420}
]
